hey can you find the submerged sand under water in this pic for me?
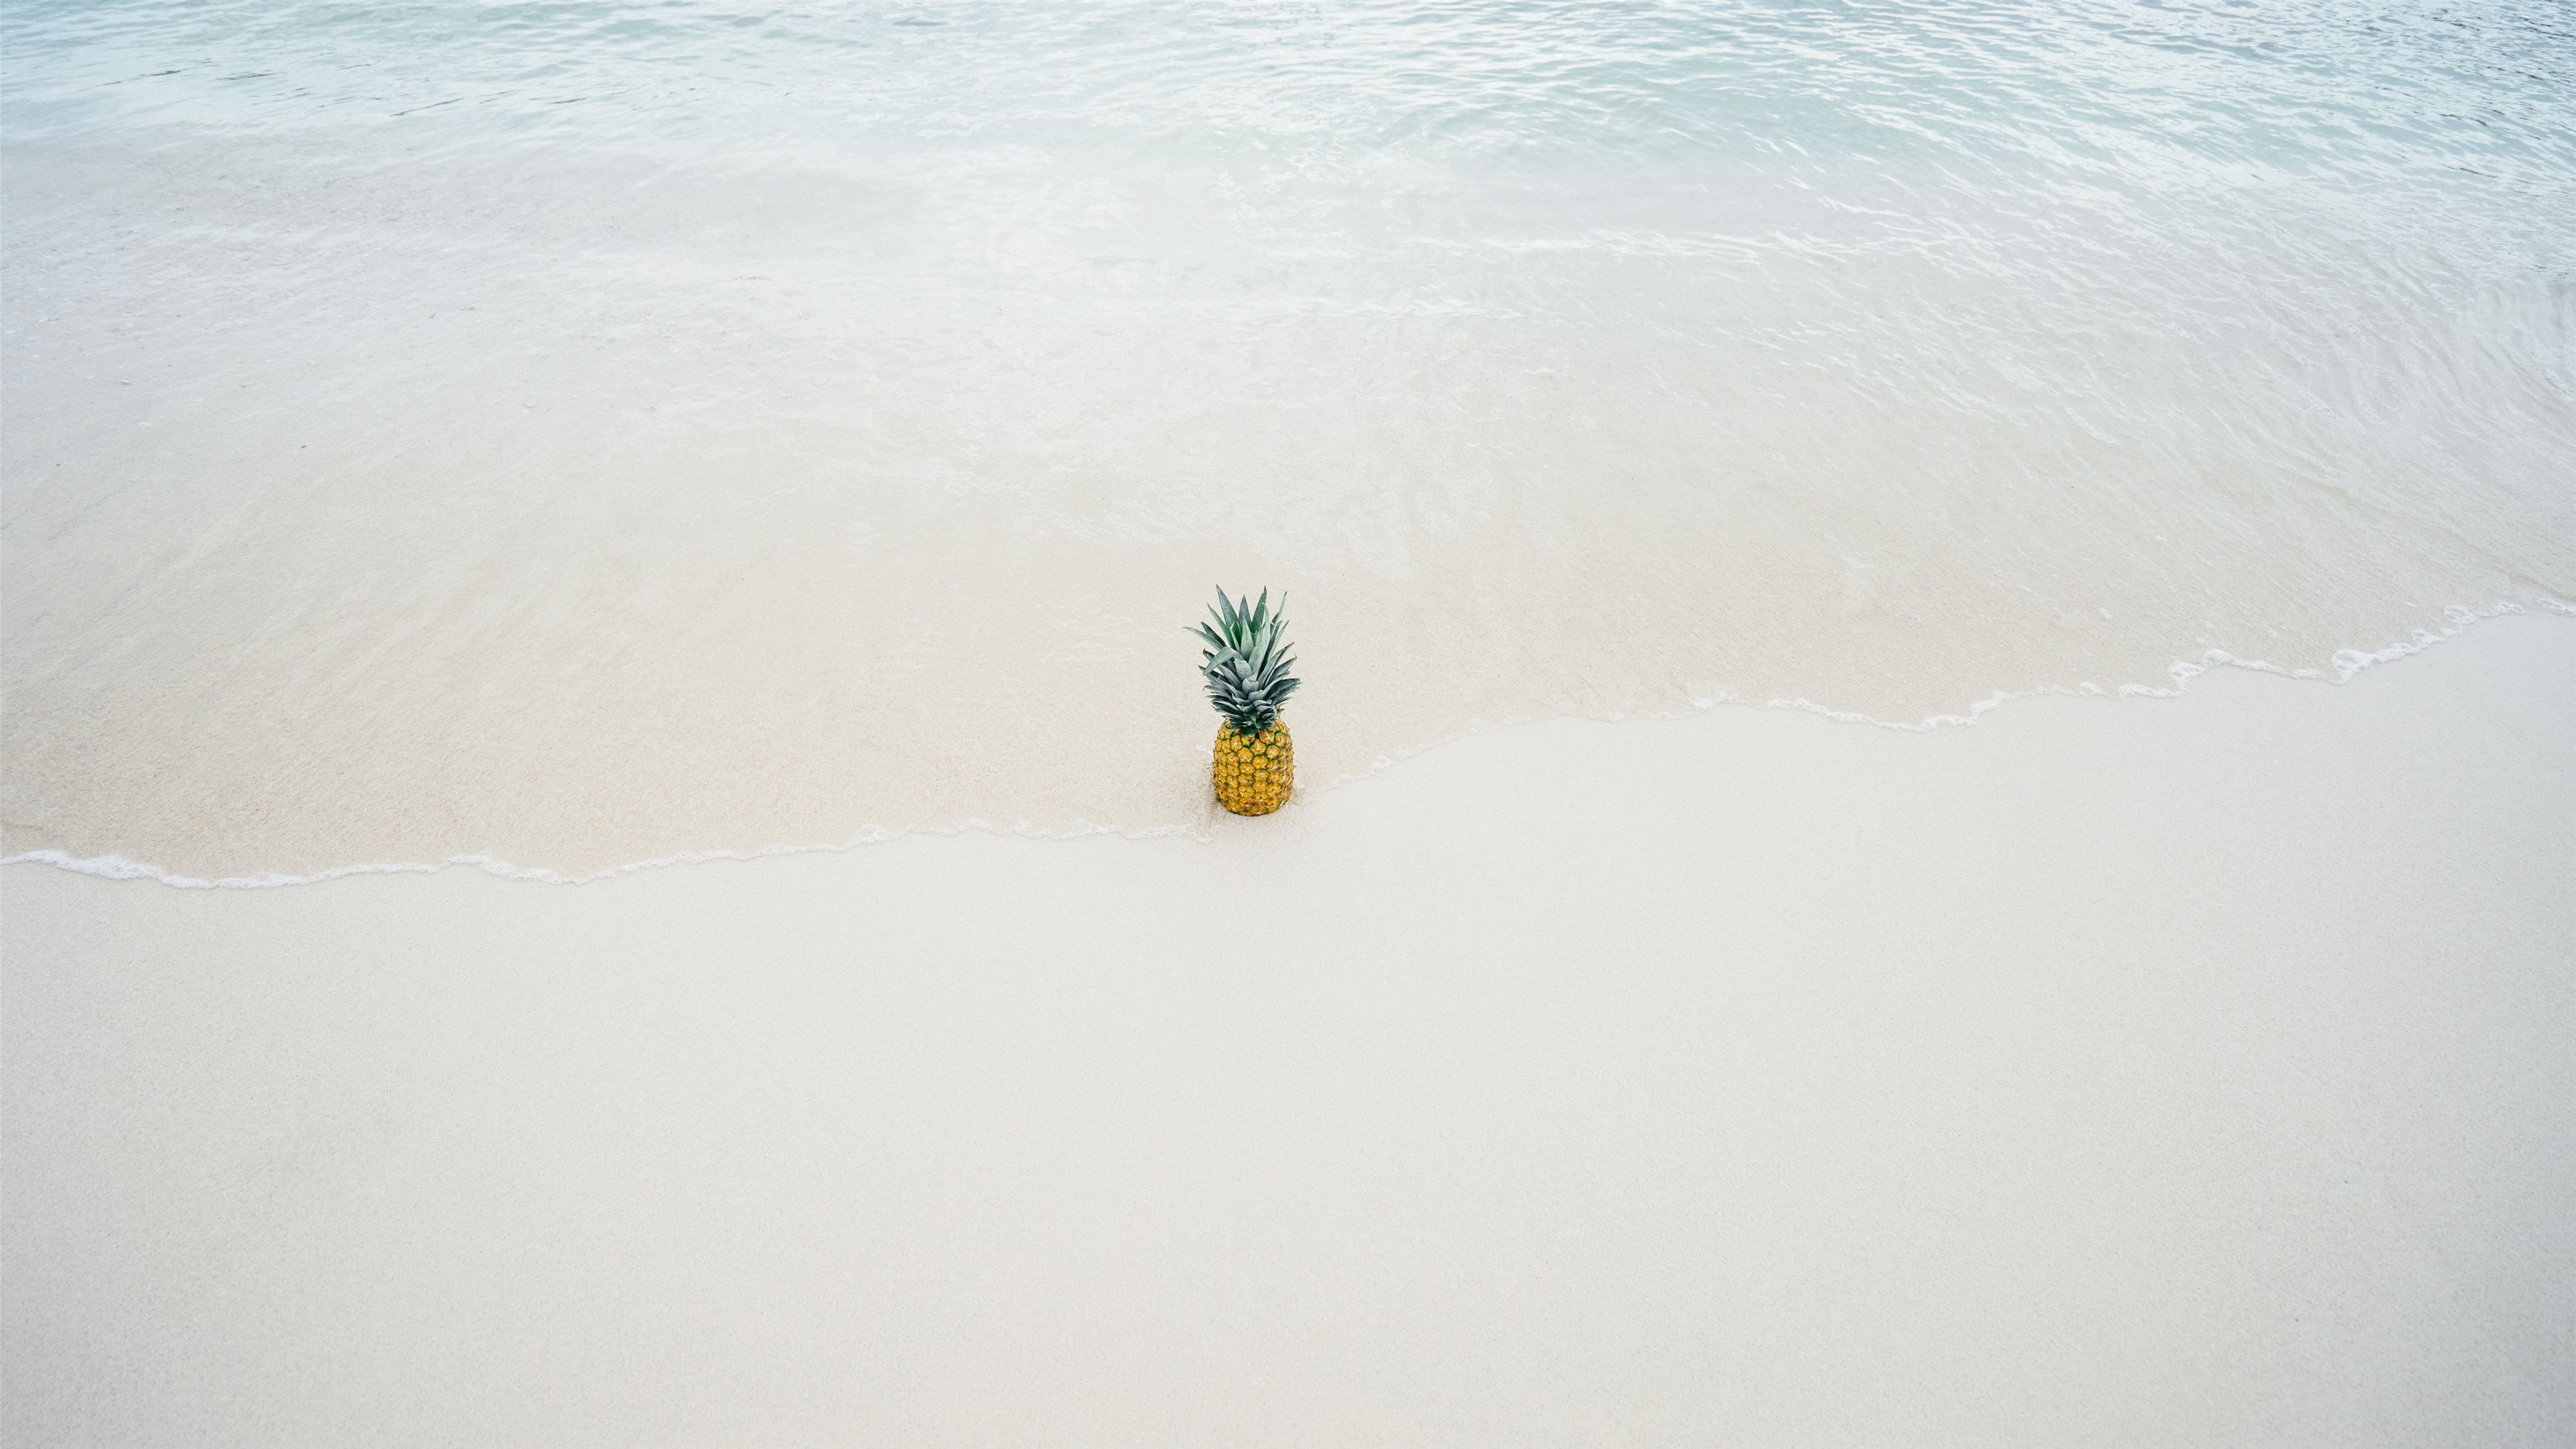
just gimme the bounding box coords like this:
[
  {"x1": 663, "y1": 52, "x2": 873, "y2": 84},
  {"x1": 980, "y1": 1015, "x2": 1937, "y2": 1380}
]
[{"x1": 4, "y1": 0, "x2": 2572, "y2": 878}]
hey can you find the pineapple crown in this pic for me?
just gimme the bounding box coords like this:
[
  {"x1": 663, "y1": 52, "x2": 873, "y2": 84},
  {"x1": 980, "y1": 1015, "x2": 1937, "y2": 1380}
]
[{"x1": 1193, "y1": 586, "x2": 1300, "y2": 735}]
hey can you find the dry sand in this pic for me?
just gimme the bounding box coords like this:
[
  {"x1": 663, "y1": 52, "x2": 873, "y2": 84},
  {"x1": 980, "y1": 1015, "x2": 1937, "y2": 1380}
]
[{"x1": 6, "y1": 614, "x2": 2572, "y2": 1445}]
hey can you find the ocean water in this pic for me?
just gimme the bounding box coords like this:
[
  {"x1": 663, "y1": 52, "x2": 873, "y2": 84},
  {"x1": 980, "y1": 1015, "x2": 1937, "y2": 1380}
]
[{"x1": 4, "y1": 0, "x2": 2570, "y2": 880}]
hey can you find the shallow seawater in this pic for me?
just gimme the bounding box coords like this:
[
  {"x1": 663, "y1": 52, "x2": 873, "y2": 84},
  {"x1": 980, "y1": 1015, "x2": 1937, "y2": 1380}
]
[{"x1": 4, "y1": 0, "x2": 2571, "y2": 879}]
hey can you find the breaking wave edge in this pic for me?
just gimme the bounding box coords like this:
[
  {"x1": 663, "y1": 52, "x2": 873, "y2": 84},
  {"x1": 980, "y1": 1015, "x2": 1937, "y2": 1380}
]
[{"x1": 8, "y1": 597, "x2": 2567, "y2": 890}]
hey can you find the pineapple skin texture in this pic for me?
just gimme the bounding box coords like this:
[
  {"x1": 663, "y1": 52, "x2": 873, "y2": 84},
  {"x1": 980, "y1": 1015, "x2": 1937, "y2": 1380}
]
[{"x1": 1213, "y1": 721, "x2": 1293, "y2": 816}]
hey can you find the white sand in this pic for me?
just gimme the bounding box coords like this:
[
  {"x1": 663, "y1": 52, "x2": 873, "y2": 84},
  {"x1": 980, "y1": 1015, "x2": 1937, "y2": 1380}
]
[{"x1": 6, "y1": 614, "x2": 2572, "y2": 1445}]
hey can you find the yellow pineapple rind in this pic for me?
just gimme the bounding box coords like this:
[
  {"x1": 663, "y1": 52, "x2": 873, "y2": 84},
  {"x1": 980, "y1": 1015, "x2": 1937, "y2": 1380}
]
[{"x1": 1213, "y1": 721, "x2": 1294, "y2": 816}]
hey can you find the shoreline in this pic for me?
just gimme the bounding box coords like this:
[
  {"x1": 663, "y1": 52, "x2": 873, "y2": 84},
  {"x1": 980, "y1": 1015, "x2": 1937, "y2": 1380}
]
[
  {"x1": 9, "y1": 601, "x2": 2569, "y2": 889},
  {"x1": 8, "y1": 609, "x2": 2572, "y2": 1443}
]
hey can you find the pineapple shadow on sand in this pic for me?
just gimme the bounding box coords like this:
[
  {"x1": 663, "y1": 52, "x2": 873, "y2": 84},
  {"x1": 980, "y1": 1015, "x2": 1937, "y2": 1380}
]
[{"x1": 1194, "y1": 587, "x2": 1300, "y2": 816}]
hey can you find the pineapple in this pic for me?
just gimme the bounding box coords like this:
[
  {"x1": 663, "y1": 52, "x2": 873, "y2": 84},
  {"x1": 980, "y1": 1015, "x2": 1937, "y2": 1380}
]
[{"x1": 1194, "y1": 587, "x2": 1301, "y2": 816}]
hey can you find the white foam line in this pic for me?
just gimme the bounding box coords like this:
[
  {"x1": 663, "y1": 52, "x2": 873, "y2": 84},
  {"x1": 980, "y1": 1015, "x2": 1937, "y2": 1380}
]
[
  {"x1": 1313, "y1": 597, "x2": 2563, "y2": 773},
  {"x1": 7, "y1": 598, "x2": 2565, "y2": 891},
  {"x1": 1757, "y1": 599, "x2": 2534, "y2": 731},
  {"x1": 1, "y1": 818, "x2": 1212, "y2": 891}
]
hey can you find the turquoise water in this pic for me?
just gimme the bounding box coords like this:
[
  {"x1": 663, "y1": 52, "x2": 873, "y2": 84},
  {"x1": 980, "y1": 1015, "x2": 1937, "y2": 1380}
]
[
  {"x1": 14, "y1": 1, "x2": 2576, "y2": 188},
  {"x1": 5, "y1": 0, "x2": 2572, "y2": 877}
]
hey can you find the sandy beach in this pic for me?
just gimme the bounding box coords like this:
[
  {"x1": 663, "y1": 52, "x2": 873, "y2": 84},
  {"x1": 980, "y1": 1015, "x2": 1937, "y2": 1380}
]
[
  {"x1": 10, "y1": 1, "x2": 2574, "y2": 1440},
  {"x1": 8, "y1": 613, "x2": 2570, "y2": 1445}
]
